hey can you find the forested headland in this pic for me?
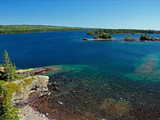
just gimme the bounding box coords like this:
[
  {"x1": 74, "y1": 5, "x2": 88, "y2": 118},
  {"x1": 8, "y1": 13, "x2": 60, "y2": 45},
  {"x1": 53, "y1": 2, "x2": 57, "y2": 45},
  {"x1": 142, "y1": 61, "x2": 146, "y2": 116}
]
[
  {"x1": 87, "y1": 29, "x2": 160, "y2": 35},
  {"x1": 0, "y1": 25, "x2": 94, "y2": 34}
]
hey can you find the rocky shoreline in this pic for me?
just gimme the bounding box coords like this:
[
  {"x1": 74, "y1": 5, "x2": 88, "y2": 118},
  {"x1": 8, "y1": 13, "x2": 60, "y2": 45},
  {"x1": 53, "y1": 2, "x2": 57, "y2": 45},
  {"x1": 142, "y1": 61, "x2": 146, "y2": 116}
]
[
  {"x1": 19, "y1": 105, "x2": 49, "y2": 120},
  {"x1": 17, "y1": 66, "x2": 60, "y2": 76},
  {"x1": 8, "y1": 66, "x2": 61, "y2": 120}
]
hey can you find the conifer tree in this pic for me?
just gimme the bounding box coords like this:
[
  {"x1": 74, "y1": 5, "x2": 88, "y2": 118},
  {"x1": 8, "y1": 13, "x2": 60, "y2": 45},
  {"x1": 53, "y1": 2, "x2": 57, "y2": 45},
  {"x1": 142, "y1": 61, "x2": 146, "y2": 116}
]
[
  {"x1": 13, "y1": 63, "x2": 18, "y2": 79},
  {"x1": 3, "y1": 50, "x2": 11, "y2": 81},
  {"x1": 2, "y1": 50, "x2": 17, "y2": 82},
  {"x1": 0, "y1": 89, "x2": 19, "y2": 120}
]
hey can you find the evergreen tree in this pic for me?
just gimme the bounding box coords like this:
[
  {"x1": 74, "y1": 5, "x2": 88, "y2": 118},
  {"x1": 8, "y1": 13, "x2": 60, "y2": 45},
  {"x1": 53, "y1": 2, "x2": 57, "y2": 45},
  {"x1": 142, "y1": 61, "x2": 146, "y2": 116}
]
[
  {"x1": 12, "y1": 63, "x2": 18, "y2": 79},
  {"x1": 3, "y1": 50, "x2": 11, "y2": 81},
  {"x1": 2, "y1": 50, "x2": 17, "y2": 82},
  {"x1": 0, "y1": 89, "x2": 19, "y2": 120}
]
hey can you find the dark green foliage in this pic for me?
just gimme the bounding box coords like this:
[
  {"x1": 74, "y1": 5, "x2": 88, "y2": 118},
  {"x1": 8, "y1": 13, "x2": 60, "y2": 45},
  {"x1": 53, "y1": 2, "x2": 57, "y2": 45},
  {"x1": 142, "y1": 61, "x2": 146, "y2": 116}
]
[
  {"x1": 140, "y1": 34, "x2": 159, "y2": 41},
  {"x1": 125, "y1": 36, "x2": 131, "y2": 41},
  {"x1": 0, "y1": 52, "x2": 19, "y2": 119},
  {"x1": 2, "y1": 50, "x2": 17, "y2": 82},
  {"x1": 3, "y1": 51, "x2": 11, "y2": 81},
  {"x1": 140, "y1": 34, "x2": 150, "y2": 40},
  {"x1": 0, "y1": 71, "x2": 3, "y2": 80},
  {"x1": 93, "y1": 36, "x2": 97, "y2": 39},
  {"x1": 87, "y1": 29, "x2": 160, "y2": 35},
  {"x1": 125, "y1": 36, "x2": 135, "y2": 41},
  {"x1": 108, "y1": 35, "x2": 112, "y2": 39},
  {"x1": 94, "y1": 33, "x2": 112, "y2": 39},
  {"x1": 0, "y1": 89, "x2": 19, "y2": 120},
  {"x1": 0, "y1": 25, "x2": 94, "y2": 34}
]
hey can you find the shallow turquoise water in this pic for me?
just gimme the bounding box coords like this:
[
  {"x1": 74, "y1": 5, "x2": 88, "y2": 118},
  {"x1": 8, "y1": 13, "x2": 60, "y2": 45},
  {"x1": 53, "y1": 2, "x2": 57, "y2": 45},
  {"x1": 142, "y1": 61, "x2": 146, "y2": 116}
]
[{"x1": 1, "y1": 31, "x2": 160, "y2": 119}]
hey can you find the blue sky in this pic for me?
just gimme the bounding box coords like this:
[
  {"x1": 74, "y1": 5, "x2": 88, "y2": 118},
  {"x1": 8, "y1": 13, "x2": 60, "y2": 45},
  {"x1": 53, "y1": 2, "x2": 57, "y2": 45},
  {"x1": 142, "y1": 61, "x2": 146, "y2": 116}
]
[{"x1": 0, "y1": 0, "x2": 160, "y2": 30}]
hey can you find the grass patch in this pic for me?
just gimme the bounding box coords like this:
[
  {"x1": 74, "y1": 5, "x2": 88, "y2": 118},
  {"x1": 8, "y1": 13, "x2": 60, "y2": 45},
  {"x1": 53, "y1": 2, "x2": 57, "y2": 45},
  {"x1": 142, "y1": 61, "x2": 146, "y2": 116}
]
[
  {"x1": 3, "y1": 83, "x2": 20, "y2": 98},
  {"x1": 0, "y1": 80, "x2": 6, "y2": 86}
]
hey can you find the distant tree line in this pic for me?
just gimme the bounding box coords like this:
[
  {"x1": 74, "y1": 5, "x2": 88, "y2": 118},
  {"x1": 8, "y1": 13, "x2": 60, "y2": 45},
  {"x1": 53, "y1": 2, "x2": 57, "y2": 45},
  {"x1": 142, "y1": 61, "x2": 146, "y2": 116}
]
[
  {"x1": 0, "y1": 25, "x2": 94, "y2": 34},
  {"x1": 87, "y1": 29, "x2": 160, "y2": 35}
]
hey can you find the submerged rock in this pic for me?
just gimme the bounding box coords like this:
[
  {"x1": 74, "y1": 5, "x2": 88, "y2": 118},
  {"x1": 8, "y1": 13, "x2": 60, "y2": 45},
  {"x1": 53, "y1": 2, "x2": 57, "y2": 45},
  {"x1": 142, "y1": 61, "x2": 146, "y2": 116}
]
[
  {"x1": 47, "y1": 81, "x2": 59, "y2": 91},
  {"x1": 100, "y1": 98, "x2": 132, "y2": 119}
]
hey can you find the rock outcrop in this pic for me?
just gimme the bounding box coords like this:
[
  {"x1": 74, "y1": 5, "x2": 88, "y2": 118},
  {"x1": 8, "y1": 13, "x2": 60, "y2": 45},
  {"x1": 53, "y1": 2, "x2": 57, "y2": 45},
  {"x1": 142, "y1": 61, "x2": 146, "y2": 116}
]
[
  {"x1": 17, "y1": 66, "x2": 60, "y2": 76},
  {"x1": 3, "y1": 75, "x2": 49, "y2": 107}
]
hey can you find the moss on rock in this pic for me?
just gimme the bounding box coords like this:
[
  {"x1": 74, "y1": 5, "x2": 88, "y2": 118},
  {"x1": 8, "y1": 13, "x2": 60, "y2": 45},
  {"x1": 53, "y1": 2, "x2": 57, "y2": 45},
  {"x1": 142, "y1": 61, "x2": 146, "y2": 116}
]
[
  {"x1": 3, "y1": 83, "x2": 20, "y2": 98},
  {"x1": 22, "y1": 77, "x2": 35, "y2": 87}
]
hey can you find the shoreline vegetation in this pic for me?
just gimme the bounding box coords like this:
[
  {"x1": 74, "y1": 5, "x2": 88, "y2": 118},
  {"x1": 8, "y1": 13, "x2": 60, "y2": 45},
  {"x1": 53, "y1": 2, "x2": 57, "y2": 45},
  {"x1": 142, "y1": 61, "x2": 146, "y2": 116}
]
[
  {"x1": 0, "y1": 50, "x2": 60, "y2": 120},
  {"x1": 86, "y1": 29, "x2": 160, "y2": 35},
  {"x1": 0, "y1": 25, "x2": 95, "y2": 34}
]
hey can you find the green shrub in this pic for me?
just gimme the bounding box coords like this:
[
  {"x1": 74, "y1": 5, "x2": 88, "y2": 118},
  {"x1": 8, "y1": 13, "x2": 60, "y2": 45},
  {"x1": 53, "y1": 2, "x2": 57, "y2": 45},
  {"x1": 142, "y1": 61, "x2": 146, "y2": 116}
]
[{"x1": 0, "y1": 81, "x2": 6, "y2": 86}]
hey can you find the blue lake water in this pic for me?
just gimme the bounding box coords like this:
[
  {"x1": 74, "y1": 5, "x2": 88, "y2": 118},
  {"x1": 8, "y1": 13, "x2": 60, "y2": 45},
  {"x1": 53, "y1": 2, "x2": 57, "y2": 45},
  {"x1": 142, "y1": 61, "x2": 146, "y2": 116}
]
[{"x1": 1, "y1": 31, "x2": 160, "y2": 119}]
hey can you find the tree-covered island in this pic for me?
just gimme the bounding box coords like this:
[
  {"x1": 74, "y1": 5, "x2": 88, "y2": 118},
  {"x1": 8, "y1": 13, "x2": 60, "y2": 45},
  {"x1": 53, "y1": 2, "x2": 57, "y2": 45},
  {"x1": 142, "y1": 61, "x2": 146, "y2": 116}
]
[
  {"x1": 93, "y1": 33, "x2": 112, "y2": 40},
  {"x1": 83, "y1": 33, "x2": 113, "y2": 41},
  {"x1": 124, "y1": 36, "x2": 135, "y2": 41},
  {"x1": 140, "y1": 34, "x2": 159, "y2": 41}
]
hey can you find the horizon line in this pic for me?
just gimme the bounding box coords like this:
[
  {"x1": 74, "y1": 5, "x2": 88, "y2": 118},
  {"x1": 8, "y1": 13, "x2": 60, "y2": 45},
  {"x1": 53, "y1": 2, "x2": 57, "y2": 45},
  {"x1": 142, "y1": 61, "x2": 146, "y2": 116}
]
[{"x1": 0, "y1": 24, "x2": 159, "y2": 31}]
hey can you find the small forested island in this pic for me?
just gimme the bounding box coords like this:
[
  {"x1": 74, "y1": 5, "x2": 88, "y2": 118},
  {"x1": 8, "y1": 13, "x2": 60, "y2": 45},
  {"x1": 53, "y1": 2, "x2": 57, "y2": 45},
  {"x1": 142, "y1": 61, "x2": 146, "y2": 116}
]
[
  {"x1": 124, "y1": 36, "x2": 135, "y2": 41},
  {"x1": 0, "y1": 25, "x2": 95, "y2": 34},
  {"x1": 0, "y1": 50, "x2": 59, "y2": 120},
  {"x1": 87, "y1": 29, "x2": 160, "y2": 35},
  {"x1": 93, "y1": 33, "x2": 112, "y2": 39},
  {"x1": 140, "y1": 34, "x2": 159, "y2": 41},
  {"x1": 83, "y1": 33, "x2": 113, "y2": 41}
]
